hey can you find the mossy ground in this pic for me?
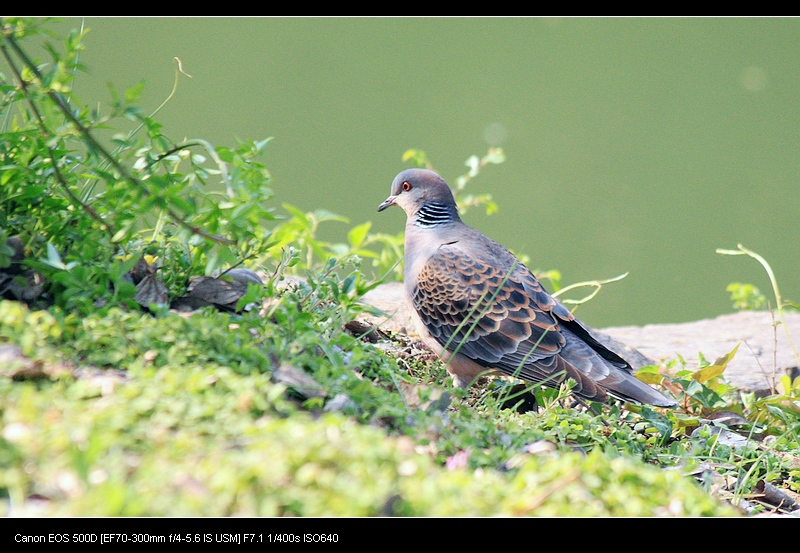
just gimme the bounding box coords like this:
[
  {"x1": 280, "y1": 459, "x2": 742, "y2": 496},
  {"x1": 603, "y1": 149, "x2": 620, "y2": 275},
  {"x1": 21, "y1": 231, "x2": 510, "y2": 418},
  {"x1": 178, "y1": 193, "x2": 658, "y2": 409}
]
[{"x1": 0, "y1": 299, "x2": 741, "y2": 517}]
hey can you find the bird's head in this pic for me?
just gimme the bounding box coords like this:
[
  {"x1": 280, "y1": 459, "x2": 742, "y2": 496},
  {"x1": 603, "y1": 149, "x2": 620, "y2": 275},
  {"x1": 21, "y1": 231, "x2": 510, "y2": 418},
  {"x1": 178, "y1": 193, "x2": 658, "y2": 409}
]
[{"x1": 378, "y1": 168, "x2": 458, "y2": 216}]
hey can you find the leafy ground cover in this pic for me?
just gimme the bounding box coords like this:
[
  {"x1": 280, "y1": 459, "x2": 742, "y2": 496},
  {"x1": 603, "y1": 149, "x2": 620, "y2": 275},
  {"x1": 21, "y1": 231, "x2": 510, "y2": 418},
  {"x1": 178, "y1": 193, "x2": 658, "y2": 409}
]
[{"x1": 1, "y1": 18, "x2": 798, "y2": 517}]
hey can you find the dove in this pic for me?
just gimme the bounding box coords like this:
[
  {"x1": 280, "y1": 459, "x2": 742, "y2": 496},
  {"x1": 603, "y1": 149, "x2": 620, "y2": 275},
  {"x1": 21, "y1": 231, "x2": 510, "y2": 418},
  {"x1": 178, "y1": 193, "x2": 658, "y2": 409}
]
[{"x1": 378, "y1": 168, "x2": 676, "y2": 407}]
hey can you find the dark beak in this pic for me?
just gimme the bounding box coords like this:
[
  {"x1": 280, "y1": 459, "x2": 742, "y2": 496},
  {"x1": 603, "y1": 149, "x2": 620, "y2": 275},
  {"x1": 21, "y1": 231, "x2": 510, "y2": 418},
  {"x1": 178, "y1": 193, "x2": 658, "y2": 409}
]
[{"x1": 377, "y1": 195, "x2": 396, "y2": 212}]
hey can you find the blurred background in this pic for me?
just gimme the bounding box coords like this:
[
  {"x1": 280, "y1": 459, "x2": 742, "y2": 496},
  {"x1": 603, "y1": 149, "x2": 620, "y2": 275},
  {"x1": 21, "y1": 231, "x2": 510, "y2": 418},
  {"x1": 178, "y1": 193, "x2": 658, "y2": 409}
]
[{"x1": 44, "y1": 17, "x2": 800, "y2": 328}]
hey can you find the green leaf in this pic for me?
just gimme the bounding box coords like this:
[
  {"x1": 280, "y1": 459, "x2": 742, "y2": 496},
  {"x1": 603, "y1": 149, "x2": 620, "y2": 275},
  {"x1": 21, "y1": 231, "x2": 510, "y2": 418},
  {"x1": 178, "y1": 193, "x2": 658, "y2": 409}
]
[
  {"x1": 641, "y1": 406, "x2": 673, "y2": 446},
  {"x1": 693, "y1": 343, "x2": 740, "y2": 384},
  {"x1": 690, "y1": 386, "x2": 727, "y2": 409},
  {"x1": 402, "y1": 148, "x2": 430, "y2": 168},
  {"x1": 254, "y1": 137, "x2": 272, "y2": 151},
  {"x1": 235, "y1": 282, "x2": 264, "y2": 312},
  {"x1": 46, "y1": 242, "x2": 63, "y2": 268},
  {"x1": 635, "y1": 365, "x2": 666, "y2": 386},
  {"x1": 312, "y1": 209, "x2": 349, "y2": 224},
  {"x1": 347, "y1": 222, "x2": 371, "y2": 248},
  {"x1": 125, "y1": 81, "x2": 144, "y2": 103},
  {"x1": 483, "y1": 147, "x2": 506, "y2": 165},
  {"x1": 341, "y1": 274, "x2": 357, "y2": 296},
  {"x1": 282, "y1": 204, "x2": 312, "y2": 230}
]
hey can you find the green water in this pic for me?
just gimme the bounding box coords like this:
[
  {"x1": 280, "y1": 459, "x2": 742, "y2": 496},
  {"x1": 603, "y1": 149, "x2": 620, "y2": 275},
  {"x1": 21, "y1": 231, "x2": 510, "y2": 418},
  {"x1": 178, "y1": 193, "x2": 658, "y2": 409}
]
[{"x1": 28, "y1": 17, "x2": 800, "y2": 327}]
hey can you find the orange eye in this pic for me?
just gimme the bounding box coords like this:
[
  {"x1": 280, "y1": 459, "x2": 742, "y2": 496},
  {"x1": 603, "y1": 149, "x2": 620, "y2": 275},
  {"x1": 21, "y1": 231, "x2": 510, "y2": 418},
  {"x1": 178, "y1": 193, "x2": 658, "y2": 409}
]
[{"x1": 402, "y1": 181, "x2": 412, "y2": 192}]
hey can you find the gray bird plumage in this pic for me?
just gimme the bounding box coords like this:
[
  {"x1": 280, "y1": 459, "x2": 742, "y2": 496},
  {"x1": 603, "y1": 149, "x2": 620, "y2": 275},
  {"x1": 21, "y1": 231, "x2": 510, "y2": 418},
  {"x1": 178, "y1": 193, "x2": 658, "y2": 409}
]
[{"x1": 378, "y1": 168, "x2": 676, "y2": 408}]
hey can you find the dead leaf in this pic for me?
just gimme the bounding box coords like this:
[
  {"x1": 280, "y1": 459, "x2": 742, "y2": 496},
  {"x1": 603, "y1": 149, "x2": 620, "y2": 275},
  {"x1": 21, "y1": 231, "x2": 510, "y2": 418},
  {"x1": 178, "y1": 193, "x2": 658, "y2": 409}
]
[
  {"x1": 126, "y1": 255, "x2": 152, "y2": 285},
  {"x1": 754, "y1": 480, "x2": 800, "y2": 512},
  {"x1": 0, "y1": 344, "x2": 71, "y2": 380},
  {"x1": 272, "y1": 364, "x2": 326, "y2": 399},
  {"x1": 397, "y1": 381, "x2": 450, "y2": 412},
  {"x1": 178, "y1": 269, "x2": 263, "y2": 313},
  {"x1": 704, "y1": 410, "x2": 751, "y2": 429},
  {"x1": 135, "y1": 273, "x2": 169, "y2": 309},
  {"x1": 323, "y1": 393, "x2": 358, "y2": 413}
]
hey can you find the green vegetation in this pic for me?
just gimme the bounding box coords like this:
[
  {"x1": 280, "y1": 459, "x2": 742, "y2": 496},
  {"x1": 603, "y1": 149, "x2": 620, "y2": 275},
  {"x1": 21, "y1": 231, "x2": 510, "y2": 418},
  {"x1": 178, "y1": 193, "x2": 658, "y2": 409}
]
[{"x1": 1, "y1": 18, "x2": 797, "y2": 517}]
